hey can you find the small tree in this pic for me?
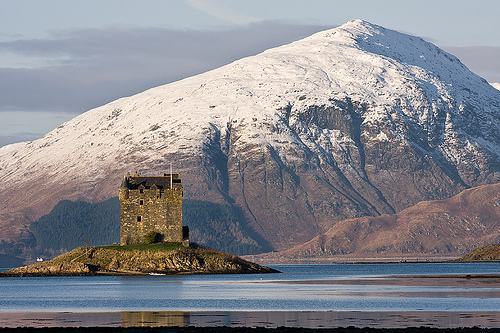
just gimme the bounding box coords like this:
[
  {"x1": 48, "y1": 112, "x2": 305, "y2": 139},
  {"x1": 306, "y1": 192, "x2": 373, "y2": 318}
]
[{"x1": 144, "y1": 231, "x2": 163, "y2": 244}]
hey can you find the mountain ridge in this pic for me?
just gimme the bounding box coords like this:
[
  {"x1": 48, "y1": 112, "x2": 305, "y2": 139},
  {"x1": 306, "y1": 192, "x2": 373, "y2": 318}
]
[{"x1": 0, "y1": 20, "x2": 499, "y2": 253}]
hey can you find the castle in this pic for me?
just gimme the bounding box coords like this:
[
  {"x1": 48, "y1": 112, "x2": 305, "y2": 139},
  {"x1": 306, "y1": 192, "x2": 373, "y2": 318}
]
[{"x1": 119, "y1": 172, "x2": 189, "y2": 246}]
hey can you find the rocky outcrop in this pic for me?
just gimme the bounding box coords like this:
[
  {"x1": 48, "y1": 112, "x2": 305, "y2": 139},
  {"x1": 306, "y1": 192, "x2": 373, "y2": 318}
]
[
  {"x1": 460, "y1": 244, "x2": 500, "y2": 262},
  {"x1": 3, "y1": 244, "x2": 278, "y2": 276}
]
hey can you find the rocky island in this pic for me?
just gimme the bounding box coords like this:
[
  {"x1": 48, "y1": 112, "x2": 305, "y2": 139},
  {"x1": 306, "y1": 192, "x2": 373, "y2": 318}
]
[{"x1": 2, "y1": 243, "x2": 277, "y2": 276}]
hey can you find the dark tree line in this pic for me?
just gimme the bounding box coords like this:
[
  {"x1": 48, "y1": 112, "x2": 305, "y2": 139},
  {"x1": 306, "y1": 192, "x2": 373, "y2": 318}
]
[
  {"x1": 27, "y1": 198, "x2": 270, "y2": 256},
  {"x1": 30, "y1": 198, "x2": 121, "y2": 252}
]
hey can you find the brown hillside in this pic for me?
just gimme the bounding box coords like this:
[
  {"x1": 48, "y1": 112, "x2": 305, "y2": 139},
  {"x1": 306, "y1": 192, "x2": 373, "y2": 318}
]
[{"x1": 254, "y1": 183, "x2": 500, "y2": 261}]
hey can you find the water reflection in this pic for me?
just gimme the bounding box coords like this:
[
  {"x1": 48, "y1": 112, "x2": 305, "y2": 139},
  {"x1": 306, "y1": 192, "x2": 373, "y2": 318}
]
[
  {"x1": 1, "y1": 263, "x2": 499, "y2": 328},
  {"x1": 122, "y1": 311, "x2": 188, "y2": 327},
  {"x1": 0, "y1": 311, "x2": 499, "y2": 328}
]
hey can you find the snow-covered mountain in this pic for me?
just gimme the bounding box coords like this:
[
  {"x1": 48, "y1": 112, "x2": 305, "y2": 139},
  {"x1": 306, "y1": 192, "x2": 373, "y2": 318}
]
[
  {"x1": 1, "y1": 20, "x2": 499, "y2": 252},
  {"x1": 491, "y1": 82, "x2": 500, "y2": 91}
]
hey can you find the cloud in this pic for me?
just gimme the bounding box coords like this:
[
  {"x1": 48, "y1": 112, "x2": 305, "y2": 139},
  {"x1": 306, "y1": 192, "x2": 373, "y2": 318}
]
[{"x1": 0, "y1": 22, "x2": 329, "y2": 114}]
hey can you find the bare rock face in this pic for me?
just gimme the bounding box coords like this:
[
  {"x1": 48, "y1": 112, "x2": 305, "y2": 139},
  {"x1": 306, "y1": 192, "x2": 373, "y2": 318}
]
[{"x1": 0, "y1": 20, "x2": 499, "y2": 253}]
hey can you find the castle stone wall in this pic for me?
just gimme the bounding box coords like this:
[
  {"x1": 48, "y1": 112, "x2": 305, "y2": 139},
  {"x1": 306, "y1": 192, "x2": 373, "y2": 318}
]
[{"x1": 119, "y1": 186, "x2": 183, "y2": 245}]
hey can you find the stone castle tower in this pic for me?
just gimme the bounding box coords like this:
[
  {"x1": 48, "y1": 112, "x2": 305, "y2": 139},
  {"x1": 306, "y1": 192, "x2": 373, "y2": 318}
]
[{"x1": 118, "y1": 172, "x2": 188, "y2": 245}]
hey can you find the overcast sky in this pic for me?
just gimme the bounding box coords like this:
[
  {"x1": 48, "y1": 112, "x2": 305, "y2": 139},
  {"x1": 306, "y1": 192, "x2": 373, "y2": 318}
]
[{"x1": 1, "y1": 0, "x2": 499, "y2": 146}]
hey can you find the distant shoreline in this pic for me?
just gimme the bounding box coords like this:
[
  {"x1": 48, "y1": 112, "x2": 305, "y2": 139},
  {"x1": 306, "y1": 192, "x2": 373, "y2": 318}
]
[
  {"x1": 243, "y1": 256, "x2": 463, "y2": 265},
  {"x1": 244, "y1": 251, "x2": 500, "y2": 265}
]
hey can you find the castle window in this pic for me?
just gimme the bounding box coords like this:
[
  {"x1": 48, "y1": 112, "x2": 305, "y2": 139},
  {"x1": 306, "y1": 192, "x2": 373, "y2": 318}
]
[
  {"x1": 137, "y1": 216, "x2": 142, "y2": 222},
  {"x1": 139, "y1": 200, "x2": 144, "y2": 205},
  {"x1": 139, "y1": 189, "x2": 144, "y2": 194}
]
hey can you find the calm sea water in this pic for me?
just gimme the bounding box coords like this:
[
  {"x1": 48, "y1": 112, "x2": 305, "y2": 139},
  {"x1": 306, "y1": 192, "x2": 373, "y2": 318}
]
[{"x1": 0, "y1": 263, "x2": 499, "y2": 313}]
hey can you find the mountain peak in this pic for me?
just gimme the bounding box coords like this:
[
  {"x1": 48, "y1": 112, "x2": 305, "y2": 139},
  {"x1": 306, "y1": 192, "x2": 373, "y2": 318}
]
[
  {"x1": 341, "y1": 18, "x2": 381, "y2": 30},
  {"x1": 305, "y1": 19, "x2": 382, "y2": 43}
]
